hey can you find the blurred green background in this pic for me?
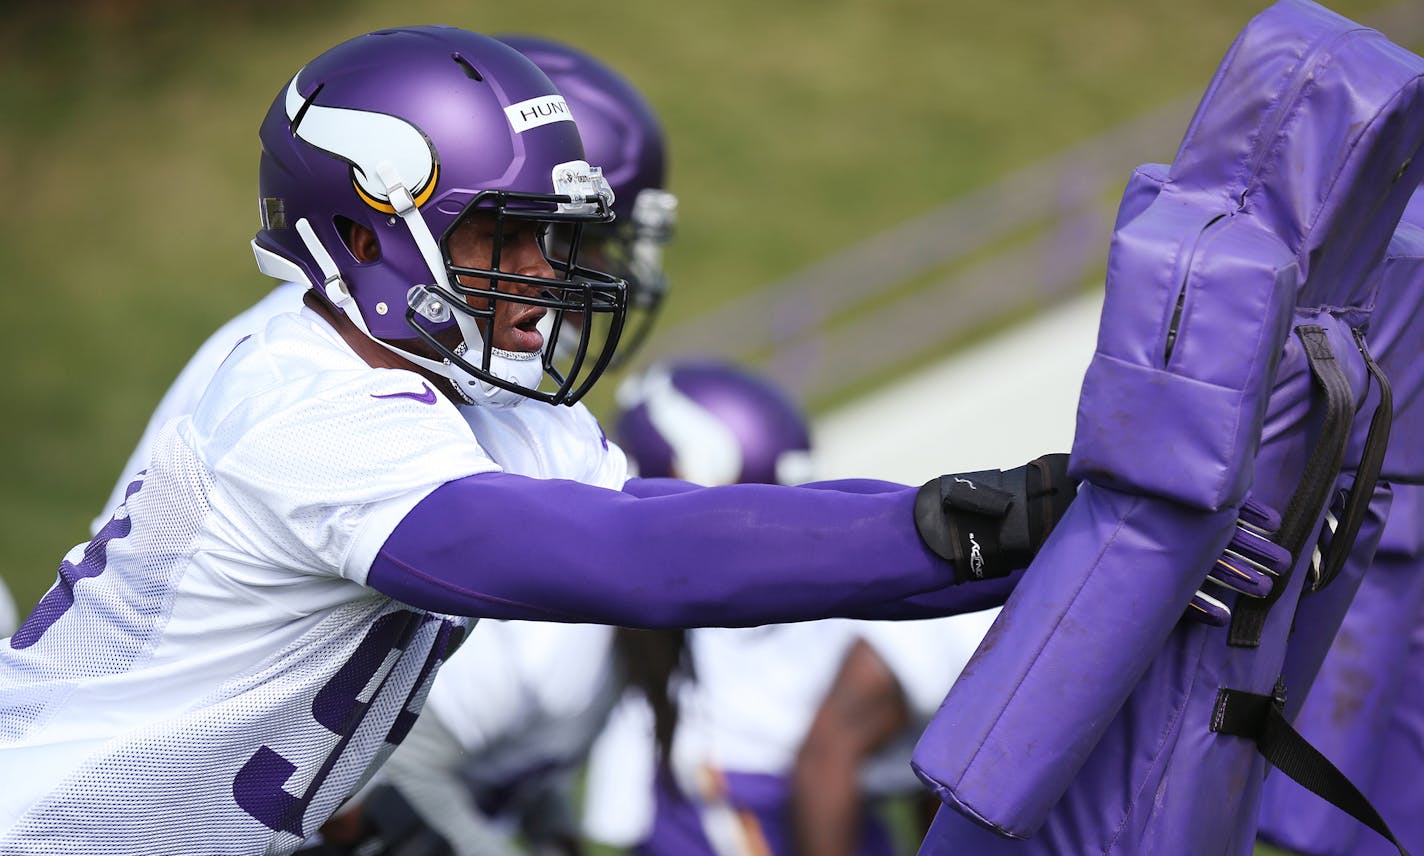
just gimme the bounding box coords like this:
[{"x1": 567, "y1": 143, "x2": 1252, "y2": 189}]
[{"x1": 0, "y1": 0, "x2": 1402, "y2": 617}]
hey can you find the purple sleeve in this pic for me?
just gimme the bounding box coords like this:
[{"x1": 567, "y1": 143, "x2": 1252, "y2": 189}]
[
  {"x1": 367, "y1": 471, "x2": 1013, "y2": 627},
  {"x1": 621, "y1": 476, "x2": 913, "y2": 498},
  {"x1": 620, "y1": 477, "x2": 700, "y2": 498}
]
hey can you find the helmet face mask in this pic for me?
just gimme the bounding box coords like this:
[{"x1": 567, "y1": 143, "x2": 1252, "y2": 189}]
[
  {"x1": 541, "y1": 185, "x2": 675, "y2": 367},
  {"x1": 419, "y1": 188, "x2": 628, "y2": 405},
  {"x1": 252, "y1": 26, "x2": 630, "y2": 407}
]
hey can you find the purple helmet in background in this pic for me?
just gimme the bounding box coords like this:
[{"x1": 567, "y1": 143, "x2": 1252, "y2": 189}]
[
  {"x1": 497, "y1": 34, "x2": 677, "y2": 363},
  {"x1": 252, "y1": 26, "x2": 627, "y2": 407},
  {"x1": 614, "y1": 359, "x2": 813, "y2": 486}
]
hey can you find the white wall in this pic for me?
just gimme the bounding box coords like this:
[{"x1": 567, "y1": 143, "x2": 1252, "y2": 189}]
[{"x1": 813, "y1": 289, "x2": 1104, "y2": 483}]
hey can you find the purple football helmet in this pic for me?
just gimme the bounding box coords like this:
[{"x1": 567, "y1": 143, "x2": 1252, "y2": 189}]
[
  {"x1": 252, "y1": 26, "x2": 626, "y2": 407},
  {"x1": 497, "y1": 34, "x2": 677, "y2": 363},
  {"x1": 614, "y1": 360, "x2": 813, "y2": 486}
]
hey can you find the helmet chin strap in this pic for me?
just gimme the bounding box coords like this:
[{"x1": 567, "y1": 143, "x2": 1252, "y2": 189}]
[{"x1": 436, "y1": 303, "x2": 547, "y2": 408}]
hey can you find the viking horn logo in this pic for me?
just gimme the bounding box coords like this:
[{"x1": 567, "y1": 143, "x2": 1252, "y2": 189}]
[
  {"x1": 619, "y1": 367, "x2": 743, "y2": 487},
  {"x1": 285, "y1": 73, "x2": 439, "y2": 214}
]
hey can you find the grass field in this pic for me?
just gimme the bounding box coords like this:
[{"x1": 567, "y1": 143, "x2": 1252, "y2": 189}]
[{"x1": 0, "y1": 0, "x2": 1397, "y2": 611}]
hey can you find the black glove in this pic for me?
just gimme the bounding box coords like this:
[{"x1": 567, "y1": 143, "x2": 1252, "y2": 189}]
[{"x1": 914, "y1": 453, "x2": 1077, "y2": 583}]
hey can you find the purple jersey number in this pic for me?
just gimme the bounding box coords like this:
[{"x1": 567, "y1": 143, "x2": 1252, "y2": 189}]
[
  {"x1": 233, "y1": 610, "x2": 460, "y2": 837},
  {"x1": 10, "y1": 476, "x2": 144, "y2": 649}
]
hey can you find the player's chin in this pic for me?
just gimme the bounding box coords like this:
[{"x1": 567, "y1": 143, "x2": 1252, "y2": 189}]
[{"x1": 496, "y1": 334, "x2": 544, "y2": 355}]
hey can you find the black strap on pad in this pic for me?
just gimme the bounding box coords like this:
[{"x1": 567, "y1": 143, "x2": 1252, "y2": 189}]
[
  {"x1": 1312, "y1": 328, "x2": 1393, "y2": 591},
  {"x1": 1212, "y1": 683, "x2": 1410, "y2": 856},
  {"x1": 1229, "y1": 326, "x2": 1354, "y2": 648}
]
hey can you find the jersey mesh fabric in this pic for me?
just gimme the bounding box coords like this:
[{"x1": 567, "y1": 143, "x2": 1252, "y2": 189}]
[
  {"x1": 1, "y1": 601, "x2": 463, "y2": 854},
  {"x1": 0, "y1": 429, "x2": 212, "y2": 739},
  {"x1": 0, "y1": 313, "x2": 500, "y2": 855},
  {"x1": 198, "y1": 341, "x2": 498, "y2": 579}
]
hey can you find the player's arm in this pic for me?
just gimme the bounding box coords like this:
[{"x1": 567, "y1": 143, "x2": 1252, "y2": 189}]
[
  {"x1": 620, "y1": 474, "x2": 1055, "y2": 620},
  {"x1": 621, "y1": 476, "x2": 912, "y2": 499},
  {"x1": 791, "y1": 639, "x2": 910, "y2": 856},
  {"x1": 365, "y1": 455, "x2": 1074, "y2": 627}
]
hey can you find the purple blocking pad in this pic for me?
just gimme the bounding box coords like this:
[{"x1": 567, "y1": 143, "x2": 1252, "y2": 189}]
[
  {"x1": 913, "y1": 1, "x2": 1424, "y2": 852},
  {"x1": 1256, "y1": 196, "x2": 1424, "y2": 856}
]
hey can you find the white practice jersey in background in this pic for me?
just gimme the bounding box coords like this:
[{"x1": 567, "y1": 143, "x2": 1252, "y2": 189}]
[
  {"x1": 582, "y1": 620, "x2": 860, "y2": 846},
  {"x1": 373, "y1": 619, "x2": 622, "y2": 855},
  {"x1": 0, "y1": 306, "x2": 623, "y2": 855},
  {"x1": 425, "y1": 620, "x2": 621, "y2": 792},
  {"x1": 582, "y1": 613, "x2": 998, "y2": 844},
  {"x1": 673, "y1": 622, "x2": 860, "y2": 777}
]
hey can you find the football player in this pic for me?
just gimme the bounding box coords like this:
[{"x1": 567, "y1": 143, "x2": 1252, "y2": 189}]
[
  {"x1": 0, "y1": 26, "x2": 1075, "y2": 856},
  {"x1": 294, "y1": 37, "x2": 676, "y2": 856}
]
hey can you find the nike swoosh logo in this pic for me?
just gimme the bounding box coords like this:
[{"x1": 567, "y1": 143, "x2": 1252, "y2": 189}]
[{"x1": 371, "y1": 382, "x2": 438, "y2": 405}]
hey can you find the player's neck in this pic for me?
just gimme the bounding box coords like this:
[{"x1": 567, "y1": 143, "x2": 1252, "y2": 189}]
[{"x1": 303, "y1": 289, "x2": 465, "y2": 405}]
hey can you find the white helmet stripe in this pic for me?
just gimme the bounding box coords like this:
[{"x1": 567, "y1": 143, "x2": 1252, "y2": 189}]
[
  {"x1": 284, "y1": 74, "x2": 436, "y2": 208},
  {"x1": 622, "y1": 367, "x2": 743, "y2": 486}
]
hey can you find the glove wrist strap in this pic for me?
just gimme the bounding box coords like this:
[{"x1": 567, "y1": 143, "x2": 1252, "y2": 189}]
[{"x1": 915, "y1": 475, "x2": 1013, "y2": 582}]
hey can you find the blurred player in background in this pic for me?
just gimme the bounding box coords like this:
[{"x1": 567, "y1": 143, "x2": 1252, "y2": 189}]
[
  {"x1": 583, "y1": 360, "x2": 997, "y2": 856},
  {"x1": 0, "y1": 25, "x2": 1076, "y2": 856},
  {"x1": 789, "y1": 614, "x2": 998, "y2": 856}
]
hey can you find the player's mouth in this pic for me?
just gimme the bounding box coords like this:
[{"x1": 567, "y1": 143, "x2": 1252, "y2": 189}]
[{"x1": 500, "y1": 307, "x2": 546, "y2": 353}]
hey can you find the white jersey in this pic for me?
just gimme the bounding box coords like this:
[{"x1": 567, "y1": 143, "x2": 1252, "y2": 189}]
[
  {"x1": 855, "y1": 610, "x2": 999, "y2": 721},
  {"x1": 374, "y1": 621, "x2": 622, "y2": 854},
  {"x1": 853, "y1": 609, "x2": 999, "y2": 796},
  {"x1": 0, "y1": 306, "x2": 624, "y2": 855},
  {"x1": 668, "y1": 615, "x2": 997, "y2": 785},
  {"x1": 582, "y1": 621, "x2": 860, "y2": 846},
  {"x1": 93, "y1": 282, "x2": 308, "y2": 533},
  {"x1": 672, "y1": 621, "x2": 861, "y2": 778},
  {"x1": 582, "y1": 690, "x2": 659, "y2": 847}
]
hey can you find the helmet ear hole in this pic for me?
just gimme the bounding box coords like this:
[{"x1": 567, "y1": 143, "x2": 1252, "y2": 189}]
[{"x1": 336, "y1": 216, "x2": 381, "y2": 263}]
